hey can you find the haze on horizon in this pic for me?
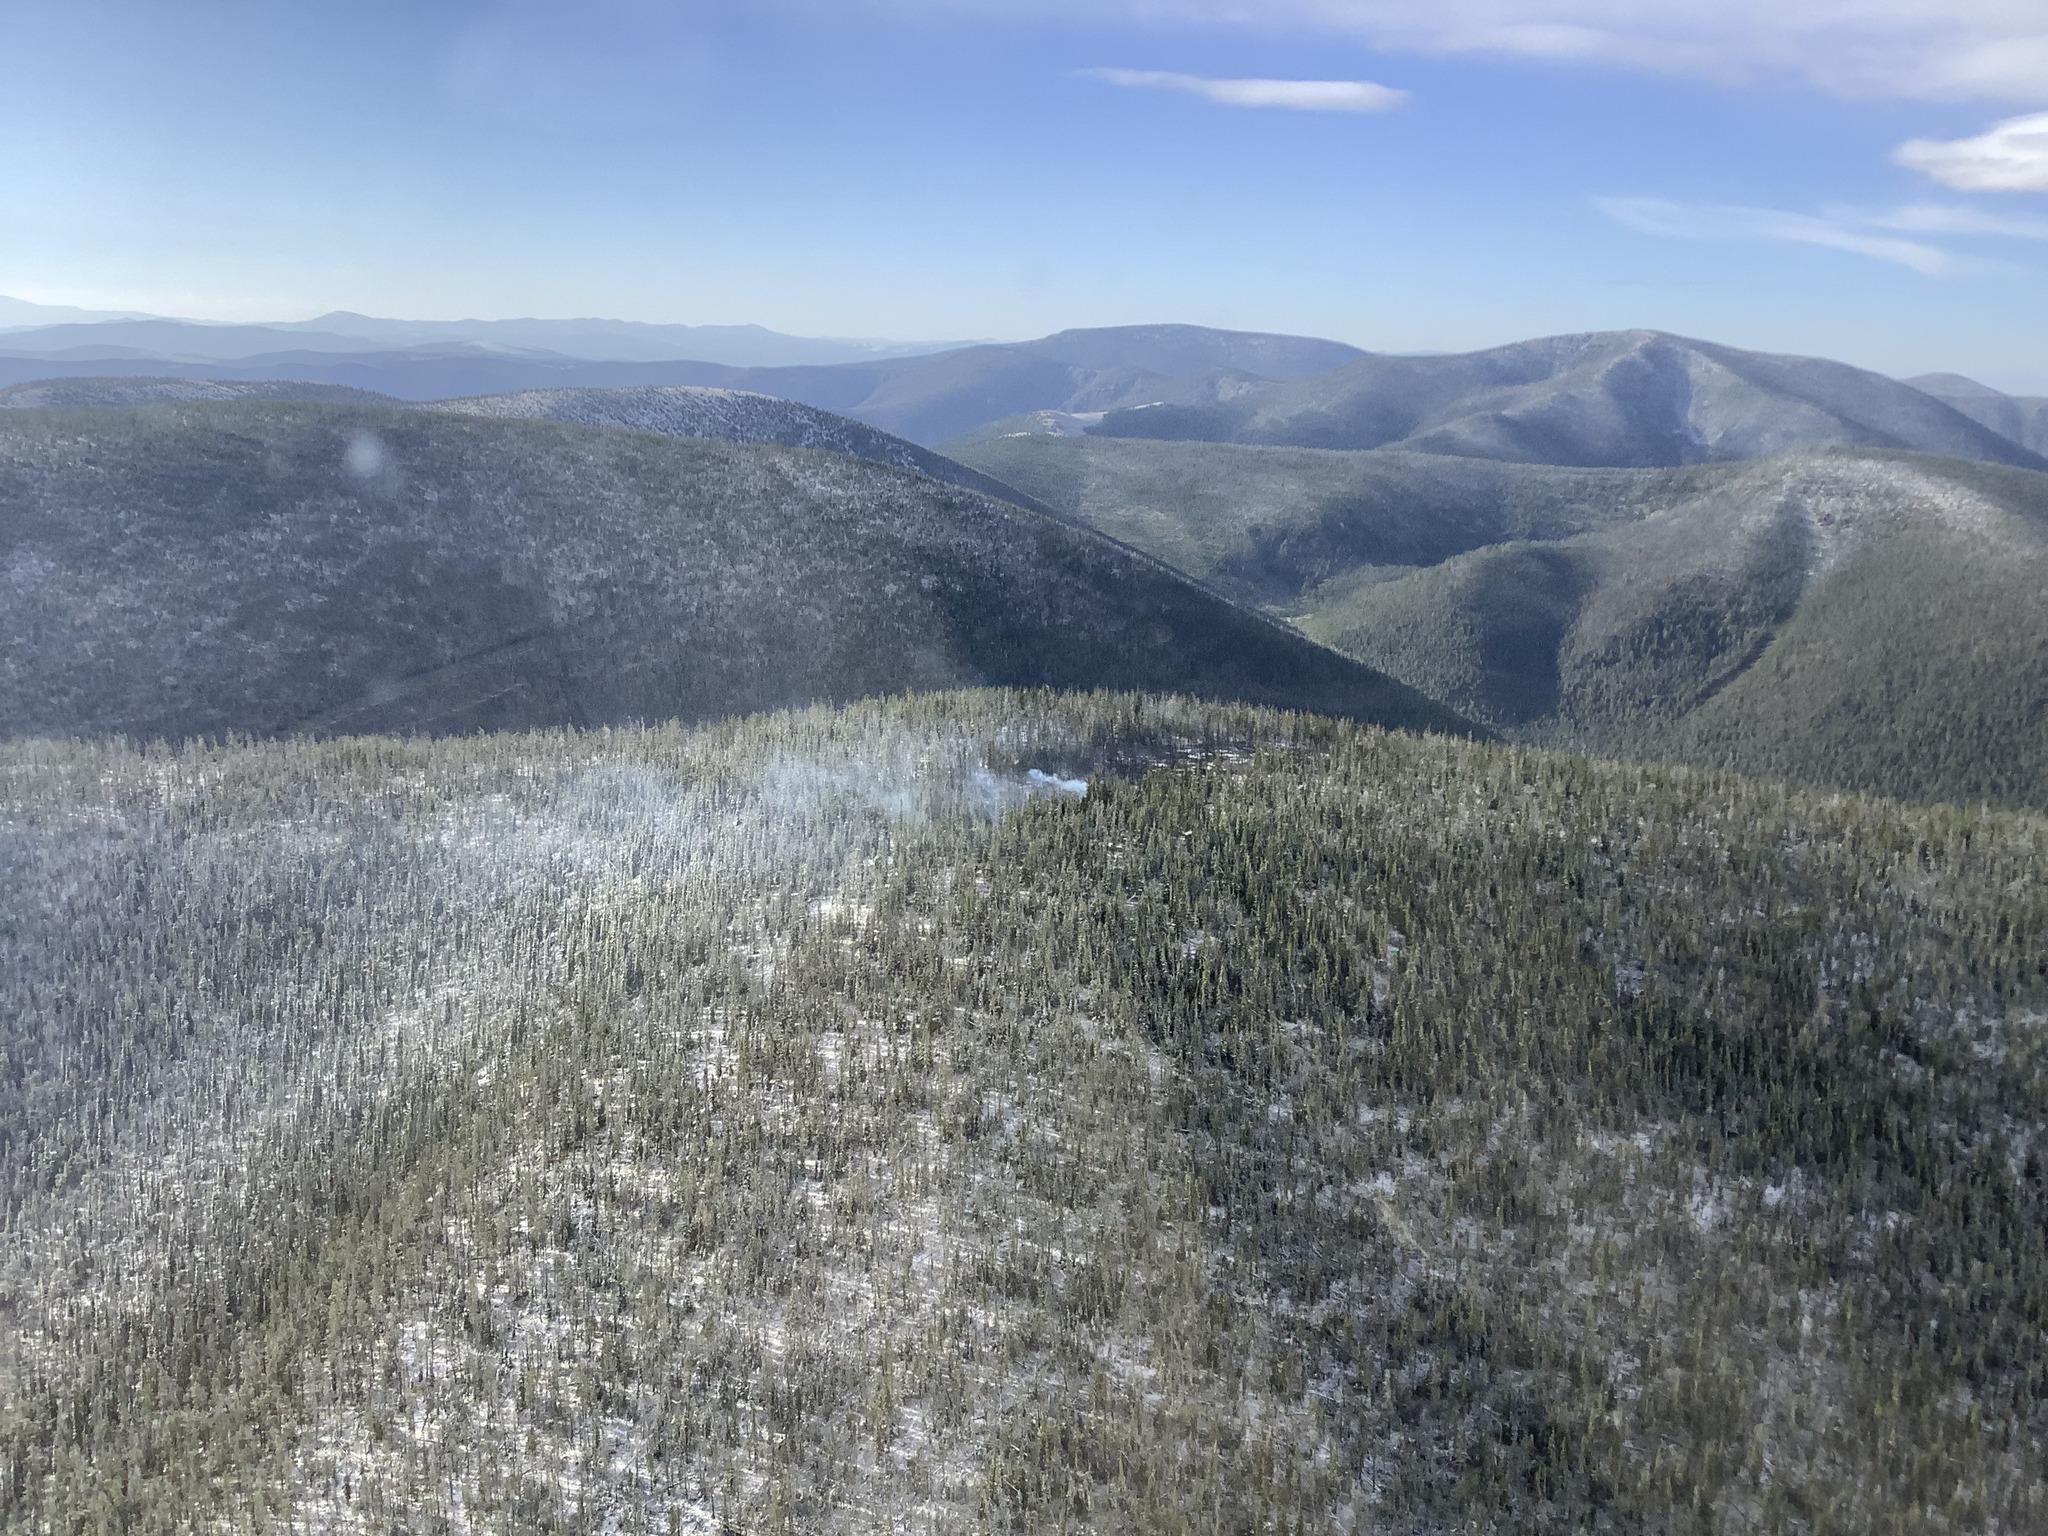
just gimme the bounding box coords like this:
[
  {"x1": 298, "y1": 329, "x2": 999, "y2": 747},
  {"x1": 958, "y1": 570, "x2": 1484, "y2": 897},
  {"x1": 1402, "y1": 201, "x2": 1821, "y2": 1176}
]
[{"x1": 3, "y1": 0, "x2": 2046, "y2": 390}]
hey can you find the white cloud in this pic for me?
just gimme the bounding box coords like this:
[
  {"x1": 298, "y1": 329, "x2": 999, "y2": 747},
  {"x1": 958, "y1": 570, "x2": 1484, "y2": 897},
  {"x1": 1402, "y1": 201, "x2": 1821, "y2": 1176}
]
[
  {"x1": 876, "y1": 2, "x2": 2048, "y2": 102},
  {"x1": 1895, "y1": 114, "x2": 2048, "y2": 192},
  {"x1": 1849, "y1": 201, "x2": 2048, "y2": 238},
  {"x1": 1596, "y1": 197, "x2": 1957, "y2": 275},
  {"x1": 1077, "y1": 67, "x2": 1407, "y2": 112},
  {"x1": 1601, "y1": 197, "x2": 2048, "y2": 272}
]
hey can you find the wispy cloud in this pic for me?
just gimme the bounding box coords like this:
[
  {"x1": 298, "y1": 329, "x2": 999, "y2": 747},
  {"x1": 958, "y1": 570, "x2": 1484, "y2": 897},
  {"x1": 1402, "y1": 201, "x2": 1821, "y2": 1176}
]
[
  {"x1": 1595, "y1": 197, "x2": 1957, "y2": 275},
  {"x1": 899, "y1": 3, "x2": 2048, "y2": 103},
  {"x1": 1076, "y1": 67, "x2": 1407, "y2": 112},
  {"x1": 1895, "y1": 114, "x2": 2048, "y2": 193},
  {"x1": 1848, "y1": 201, "x2": 2048, "y2": 239}
]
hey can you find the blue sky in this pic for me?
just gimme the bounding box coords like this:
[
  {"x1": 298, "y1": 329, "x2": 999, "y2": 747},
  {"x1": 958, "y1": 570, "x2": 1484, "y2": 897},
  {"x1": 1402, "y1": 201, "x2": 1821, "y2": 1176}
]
[{"x1": 4, "y1": 0, "x2": 2046, "y2": 387}]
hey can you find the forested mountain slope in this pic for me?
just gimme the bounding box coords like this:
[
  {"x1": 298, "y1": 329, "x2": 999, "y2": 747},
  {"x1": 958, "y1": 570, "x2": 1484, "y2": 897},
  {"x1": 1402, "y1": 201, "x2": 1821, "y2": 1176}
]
[
  {"x1": 1312, "y1": 451, "x2": 2048, "y2": 807},
  {"x1": 0, "y1": 375, "x2": 384, "y2": 408},
  {"x1": 2, "y1": 377, "x2": 1050, "y2": 512},
  {"x1": 0, "y1": 314, "x2": 972, "y2": 369},
  {"x1": 423, "y1": 385, "x2": 1050, "y2": 512},
  {"x1": 10, "y1": 329, "x2": 2037, "y2": 471},
  {"x1": 0, "y1": 318, "x2": 401, "y2": 360},
  {"x1": 952, "y1": 434, "x2": 1694, "y2": 604},
  {"x1": 0, "y1": 402, "x2": 1457, "y2": 740},
  {"x1": 1907, "y1": 373, "x2": 2048, "y2": 458},
  {"x1": 951, "y1": 434, "x2": 2048, "y2": 808},
  {"x1": 685, "y1": 323, "x2": 1366, "y2": 446},
  {"x1": 0, "y1": 324, "x2": 1367, "y2": 440},
  {"x1": 3, "y1": 691, "x2": 2042, "y2": 1532},
  {"x1": 1072, "y1": 331, "x2": 2046, "y2": 470},
  {"x1": 272, "y1": 310, "x2": 969, "y2": 366}
]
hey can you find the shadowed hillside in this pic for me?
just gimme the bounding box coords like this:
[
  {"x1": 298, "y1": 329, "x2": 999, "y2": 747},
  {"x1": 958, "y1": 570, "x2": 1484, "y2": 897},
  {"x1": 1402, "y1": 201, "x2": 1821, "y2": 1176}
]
[
  {"x1": 423, "y1": 385, "x2": 1052, "y2": 512},
  {"x1": 0, "y1": 401, "x2": 1463, "y2": 741},
  {"x1": 1908, "y1": 373, "x2": 2048, "y2": 458}
]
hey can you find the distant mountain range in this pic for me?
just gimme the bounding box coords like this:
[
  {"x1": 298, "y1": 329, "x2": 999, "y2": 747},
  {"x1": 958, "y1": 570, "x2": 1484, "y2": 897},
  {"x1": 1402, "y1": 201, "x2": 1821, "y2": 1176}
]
[
  {"x1": 0, "y1": 295, "x2": 973, "y2": 368},
  {"x1": 0, "y1": 399, "x2": 1463, "y2": 741},
  {"x1": 0, "y1": 320, "x2": 1368, "y2": 439},
  {"x1": 7, "y1": 311, "x2": 2044, "y2": 473},
  {"x1": 1058, "y1": 330, "x2": 2046, "y2": 471},
  {"x1": 0, "y1": 376, "x2": 384, "y2": 408},
  {"x1": 0, "y1": 375, "x2": 1060, "y2": 515},
  {"x1": 273, "y1": 311, "x2": 979, "y2": 365},
  {"x1": 0, "y1": 296, "x2": 158, "y2": 328}
]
